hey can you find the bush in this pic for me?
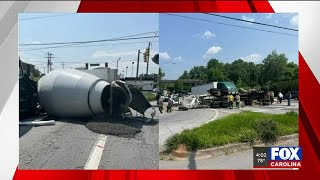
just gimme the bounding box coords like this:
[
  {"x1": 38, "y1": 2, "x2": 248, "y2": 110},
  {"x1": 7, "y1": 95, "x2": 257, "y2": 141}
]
[{"x1": 254, "y1": 119, "x2": 279, "y2": 144}]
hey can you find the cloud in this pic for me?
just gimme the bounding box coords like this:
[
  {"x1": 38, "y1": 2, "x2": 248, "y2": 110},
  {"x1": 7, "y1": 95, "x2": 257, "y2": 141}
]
[
  {"x1": 290, "y1": 15, "x2": 298, "y2": 27},
  {"x1": 240, "y1": 53, "x2": 262, "y2": 63},
  {"x1": 200, "y1": 30, "x2": 216, "y2": 39},
  {"x1": 242, "y1": 15, "x2": 255, "y2": 24},
  {"x1": 159, "y1": 52, "x2": 171, "y2": 60},
  {"x1": 173, "y1": 56, "x2": 182, "y2": 62},
  {"x1": 266, "y1": 13, "x2": 273, "y2": 19},
  {"x1": 202, "y1": 46, "x2": 222, "y2": 59}
]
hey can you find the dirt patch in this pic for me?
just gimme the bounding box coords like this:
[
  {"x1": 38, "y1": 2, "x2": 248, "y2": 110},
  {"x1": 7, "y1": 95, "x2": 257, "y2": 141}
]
[{"x1": 85, "y1": 116, "x2": 142, "y2": 138}]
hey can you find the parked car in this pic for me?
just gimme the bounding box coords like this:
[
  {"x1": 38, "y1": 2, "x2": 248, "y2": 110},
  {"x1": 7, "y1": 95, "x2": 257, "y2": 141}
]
[{"x1": 283, "y1": 91, "x2": 298, "y2": 100}]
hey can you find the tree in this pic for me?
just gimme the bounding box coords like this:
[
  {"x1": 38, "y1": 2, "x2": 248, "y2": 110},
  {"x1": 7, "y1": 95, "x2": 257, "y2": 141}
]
[
  {"x1": 174, "y1": 80, "x2": 184, "y2": 92},
  {"x1": 159, "y1": 68, "x2": 165, "y2": 80},
  {"x1": 179, "y1": 70, "x2": 190, "y2": 79},
  {"x1": 260, "y1": 50, "x2": 288, "y2": 83},
  {"x1": 207, "y1": 59, "x2": 224, "y2": 70},
  {"x1": 189, "y1": 66, "x2": 207, "y2": 81},
  {"x1": 227, "y1": 59, "x2": 249, "y2": 85},
  {"x1": 176, "y1": 50, "x2": 297, "y2": 91},
  {"x1": 207, "y1": 67, "x2": 226, "y2": 82}
]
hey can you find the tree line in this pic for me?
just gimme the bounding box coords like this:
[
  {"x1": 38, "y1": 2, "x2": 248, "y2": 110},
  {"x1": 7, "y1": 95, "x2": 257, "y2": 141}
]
[{"x1": 172, "y1": 50, "x2": 298, "y2": 93}]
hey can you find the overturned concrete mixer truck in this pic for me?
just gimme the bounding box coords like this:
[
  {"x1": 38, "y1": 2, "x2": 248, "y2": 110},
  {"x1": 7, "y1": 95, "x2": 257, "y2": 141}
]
[{"x1": 37, "y1": 69, "x2": 155, "y2": 121}]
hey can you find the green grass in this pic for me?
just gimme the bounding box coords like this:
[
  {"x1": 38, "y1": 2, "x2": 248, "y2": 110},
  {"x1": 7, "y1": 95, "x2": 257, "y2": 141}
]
[
  {"x1": 164, "y1": 111, "x2": 298, "y2": 153},
  {"x1": 143, "y1": 92, "x2": 157, "y2": 101}
]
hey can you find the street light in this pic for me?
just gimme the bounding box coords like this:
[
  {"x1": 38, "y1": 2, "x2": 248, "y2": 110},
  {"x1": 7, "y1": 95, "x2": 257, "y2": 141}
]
[
  {"x1": 126, "y1": 66, "x2": 128, "y2": 77},
  {"x1": 116, "y1": 57, "x2": 121, "y2": 69},
  {"x1": 131, "y1": 61, "x2": 135, "y2": 77}
]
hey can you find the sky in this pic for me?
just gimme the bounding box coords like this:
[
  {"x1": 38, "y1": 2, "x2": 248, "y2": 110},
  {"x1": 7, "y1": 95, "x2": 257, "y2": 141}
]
[
  {"x1": 159, "y1": 13, "x2": 298, "y2": 80},
  {"x1": 19, "y1": 13, "x2": 159, "y2": 77}
]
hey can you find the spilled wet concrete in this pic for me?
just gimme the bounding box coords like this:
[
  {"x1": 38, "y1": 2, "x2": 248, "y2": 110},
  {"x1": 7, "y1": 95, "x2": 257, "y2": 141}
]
[{"x1": 85, "y1": 116, "x2": 143, "y2": 138}]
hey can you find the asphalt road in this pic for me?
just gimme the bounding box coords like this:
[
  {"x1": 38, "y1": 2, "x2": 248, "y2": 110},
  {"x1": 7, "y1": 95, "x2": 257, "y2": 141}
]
[{"x1": 19, "y1": 111, "x2": 159, "y2": 169}]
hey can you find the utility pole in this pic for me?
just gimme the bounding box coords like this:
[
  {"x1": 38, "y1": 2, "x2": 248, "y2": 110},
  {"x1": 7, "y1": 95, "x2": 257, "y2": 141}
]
[
  {"x1": 146, "y1": 42, "x2": 151, "y2": 75},
  {"x1": 46, "y1": 52, "x2": 54, "y2": 73},
  {"x1": 136, "y1": 50, "x2": 141, "y2": 83},
  {"x1": 116, "y1": 57, "x2": 121, "y2": 69},
  {"x1": 131, "y1": 61, "x2": 135, "y2": 77}
]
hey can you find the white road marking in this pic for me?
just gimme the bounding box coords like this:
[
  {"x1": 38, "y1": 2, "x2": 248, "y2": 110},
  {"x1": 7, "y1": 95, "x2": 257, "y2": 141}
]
[
  {"x1": 205, "y1": 109, "x2": 219, "y2": 124},
  {"x1": 84, "y1": 134, "x2": 107, "y2": 170}
]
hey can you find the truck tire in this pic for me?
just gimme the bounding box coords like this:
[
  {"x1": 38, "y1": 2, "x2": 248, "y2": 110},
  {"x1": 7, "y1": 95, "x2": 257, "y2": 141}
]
[
  {"x1": 220, "y1": 101, "x2": 229, "y2": 108},
  {"x1": 210, "y1": 101, "x2": 220, "y2": 108}
]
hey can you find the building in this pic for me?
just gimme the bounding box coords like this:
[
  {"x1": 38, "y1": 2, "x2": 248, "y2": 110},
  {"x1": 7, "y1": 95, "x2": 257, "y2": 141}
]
[
  {"x1": 79, "y1": 67, "x2": 118, "y2": 83},
  {"x1": 122, "y1": 77, "x2": 155, "y2": 91},
  {"x1": 19, "y1": 60, "x2": 39, "y2": 80},
  {"x1": 86, "y1": 62, "x2": 109, "y2": 70}
]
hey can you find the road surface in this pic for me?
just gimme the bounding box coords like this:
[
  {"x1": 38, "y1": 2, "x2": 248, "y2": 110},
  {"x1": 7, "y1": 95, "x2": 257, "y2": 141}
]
[{"x1": 19, "y1": 111, "x2": 159, "y2": 169}]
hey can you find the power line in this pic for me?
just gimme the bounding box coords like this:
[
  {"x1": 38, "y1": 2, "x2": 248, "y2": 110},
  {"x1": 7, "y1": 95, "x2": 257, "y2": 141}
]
[
  {"x1": 24, "y1": 60, "x2": 138, "y2": 64},
  {"x1": 203, "y1": 13, "x2": 298, "y2": 32},
  {"x1": 19, "y1": 31, "x2": 158, "y2": 46},
  {"x1": 163, "y1": 13, "x2": 297, "y2": 37},
  {"x1": 19, "y1": 14, "x2": 72, "y2": 21},
  {"x1": 20, "y1": 40, "x2": 159, "y2": 52}
]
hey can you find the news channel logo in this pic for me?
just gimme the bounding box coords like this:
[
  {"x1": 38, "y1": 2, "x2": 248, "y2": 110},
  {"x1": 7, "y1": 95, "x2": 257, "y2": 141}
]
[{"x1": 253, "y1": 146, "x2": 302, "y2": 168}]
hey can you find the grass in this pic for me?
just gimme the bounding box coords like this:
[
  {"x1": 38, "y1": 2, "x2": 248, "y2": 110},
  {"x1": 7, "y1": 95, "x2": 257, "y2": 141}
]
[
  {"x1": 164, "y1": 111, "x2": 298, "y2": 153},
  {"x1": 143, "y1": 92, "x2": 157, "y2": 101}
]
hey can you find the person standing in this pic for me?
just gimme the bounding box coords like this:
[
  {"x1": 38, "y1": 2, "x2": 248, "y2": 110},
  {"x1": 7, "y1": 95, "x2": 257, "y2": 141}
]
[
  {"x1": 228, "y1": 93, "x2": 234, "y2": 109},
  {"x1": 278, "y1": 92, "x2": 283, "y2": 104},
  {"x1": 270, "y1": 91, "x2": 274, "y2": 104},
  {"x1": 167, "y1": 96, "x2": 173, "y2": 112},
  {"x1": 235, "y1": 93, "x2": 241, "y2": 108},
  {"x1": 159, "y1": 95, "x2": 164, "y2": 113},
  {"x1": 288, "y1": 91, "x2": 291, "y2": 106}
]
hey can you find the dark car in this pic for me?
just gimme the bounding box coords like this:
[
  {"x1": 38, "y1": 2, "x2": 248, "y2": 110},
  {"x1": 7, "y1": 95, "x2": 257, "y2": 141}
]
[{"x1": 283, "y1": 91, "x2": 298, "y2": 100}]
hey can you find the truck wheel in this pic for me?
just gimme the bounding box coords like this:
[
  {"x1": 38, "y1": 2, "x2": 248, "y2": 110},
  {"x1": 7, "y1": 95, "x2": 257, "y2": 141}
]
[
  {"x1": 210, "y1": 102, "x2": 220, "y2": 108},
  {"x1": 220, "y1": 102, "x2": 229, "y2": 108}
]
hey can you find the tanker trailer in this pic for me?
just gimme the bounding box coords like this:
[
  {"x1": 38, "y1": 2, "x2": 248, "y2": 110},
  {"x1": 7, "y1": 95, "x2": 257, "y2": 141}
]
[{"x1": 37, "y1": 69, "x2": 131, "y2": 118}]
